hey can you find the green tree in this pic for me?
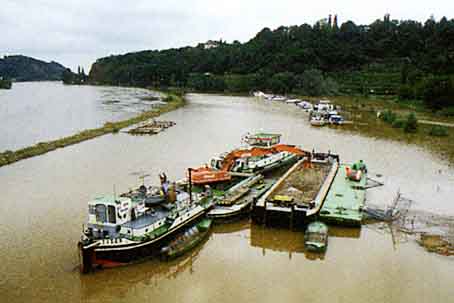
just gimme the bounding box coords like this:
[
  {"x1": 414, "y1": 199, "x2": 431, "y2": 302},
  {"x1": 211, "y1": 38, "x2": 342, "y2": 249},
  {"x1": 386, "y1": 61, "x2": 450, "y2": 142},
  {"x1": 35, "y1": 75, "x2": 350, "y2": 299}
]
[{"x1": 404, "y1": 112, "x2": 418, "y2": 133}]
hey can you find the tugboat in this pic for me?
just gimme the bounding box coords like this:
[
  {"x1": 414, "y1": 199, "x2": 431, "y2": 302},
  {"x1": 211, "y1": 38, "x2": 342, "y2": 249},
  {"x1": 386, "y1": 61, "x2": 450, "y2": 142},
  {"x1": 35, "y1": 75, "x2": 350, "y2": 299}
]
[
  {"x1": 304, "y1": 221, "x2": 328, "y2": 252},
  {"x1": 78, "y1": 172, "x2": 214, "y2": 273}
]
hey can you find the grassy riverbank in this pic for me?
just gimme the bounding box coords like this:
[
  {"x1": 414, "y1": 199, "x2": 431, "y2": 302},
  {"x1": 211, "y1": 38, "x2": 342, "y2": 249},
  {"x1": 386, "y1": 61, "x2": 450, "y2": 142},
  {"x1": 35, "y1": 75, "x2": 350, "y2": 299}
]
[
  {"x1": 0, "y1": 92, "x2": 185, "y2": 168},
  {"x1": 302, "y1": 95, "x2": 454, "y2": 163}
]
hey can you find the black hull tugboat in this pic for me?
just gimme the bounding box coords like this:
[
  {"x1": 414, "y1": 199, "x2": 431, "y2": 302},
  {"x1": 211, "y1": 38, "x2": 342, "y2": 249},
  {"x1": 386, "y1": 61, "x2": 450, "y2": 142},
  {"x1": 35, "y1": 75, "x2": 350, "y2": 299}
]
[{"x1": 78, "y1": 174, "x2": 214, "y2": 273}]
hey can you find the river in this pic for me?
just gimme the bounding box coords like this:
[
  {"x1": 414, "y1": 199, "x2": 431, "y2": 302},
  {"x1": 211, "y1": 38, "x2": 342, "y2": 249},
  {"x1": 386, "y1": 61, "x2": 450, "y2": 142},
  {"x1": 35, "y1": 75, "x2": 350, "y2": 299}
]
[
  {"x1": 1, "y1": 92, "x2": 453, "y2": 302},
  {"x1": 0, "y1": 82, "x2": 160, "y2": 151}
]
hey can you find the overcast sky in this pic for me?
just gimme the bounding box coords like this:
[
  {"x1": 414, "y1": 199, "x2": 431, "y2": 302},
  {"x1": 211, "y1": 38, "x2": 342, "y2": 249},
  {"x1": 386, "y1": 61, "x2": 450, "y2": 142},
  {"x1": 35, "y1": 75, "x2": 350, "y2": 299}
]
[{"x1": 1, "y1": 0, "x2": 453, "y2": 72}]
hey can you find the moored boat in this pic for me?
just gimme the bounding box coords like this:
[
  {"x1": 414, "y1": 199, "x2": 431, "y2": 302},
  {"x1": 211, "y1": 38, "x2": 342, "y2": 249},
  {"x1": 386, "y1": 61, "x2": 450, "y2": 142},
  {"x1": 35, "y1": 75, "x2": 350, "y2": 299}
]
[
  {"x1": 190, "y1": 133, "x2": 306, "y2": 185},
  {"x1": 310, "y1": 115, "x2": 326, "y2": 126},
  {"x1": 319, "y1": 161, "x2": 367, "y2": 226},
  {"x1": 207, "y1": 174, "x2": 276, "y2": 219},
  {"x1": 160, "y1": 218, "x2": 212, "y2": 260},
  {"x1": 328, "y1": 114, "x2": 344, "y2": 125},
  {"x1": 252, "y1": 152, "x2": 339, "y2": 228},
  {"x1": 78, "y1": 174, "x2": 214, "y2": 273},
  {"x1": 304, "y1": 221, "x2": 328, "y2": 252}
]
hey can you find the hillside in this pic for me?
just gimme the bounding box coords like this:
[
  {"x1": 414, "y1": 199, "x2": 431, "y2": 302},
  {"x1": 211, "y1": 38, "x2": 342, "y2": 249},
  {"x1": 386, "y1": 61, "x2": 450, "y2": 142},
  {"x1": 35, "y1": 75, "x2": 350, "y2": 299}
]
[
  {"x1": 0, "y1": 55, "x2": 68, "y2": 81},
  {"x1": 88, "y1": 15, "x2": 454, "y2": 107}
]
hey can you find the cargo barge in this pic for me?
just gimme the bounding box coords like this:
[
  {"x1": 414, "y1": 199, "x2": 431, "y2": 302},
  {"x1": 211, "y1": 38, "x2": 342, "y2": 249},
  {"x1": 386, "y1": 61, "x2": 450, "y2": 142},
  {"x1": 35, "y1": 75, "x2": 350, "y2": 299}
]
[
  {"x1": 252, "y1": 153, "x2": 339, "y2": 229},
  {"x1": 319, "y1": 161, "x2": 367, "y2": 226}
]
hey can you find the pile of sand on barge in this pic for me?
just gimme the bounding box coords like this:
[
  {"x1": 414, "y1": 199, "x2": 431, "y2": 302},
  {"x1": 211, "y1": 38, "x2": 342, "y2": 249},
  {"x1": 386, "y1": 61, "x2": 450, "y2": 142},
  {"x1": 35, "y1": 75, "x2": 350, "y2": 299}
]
[{"x1": 271, "y1": 163, "x2": 331, "y2": 207}]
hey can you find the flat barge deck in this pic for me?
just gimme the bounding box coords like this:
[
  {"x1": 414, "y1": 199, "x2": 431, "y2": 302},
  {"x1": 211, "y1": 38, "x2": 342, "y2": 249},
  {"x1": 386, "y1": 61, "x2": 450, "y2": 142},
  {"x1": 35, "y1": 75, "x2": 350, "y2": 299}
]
[
  {"x1": 319, "y1": 163, "x2": 366, "y2": 226},
  {"x1": 252, "y1": 154, "x2": 338, "y2": 229}
]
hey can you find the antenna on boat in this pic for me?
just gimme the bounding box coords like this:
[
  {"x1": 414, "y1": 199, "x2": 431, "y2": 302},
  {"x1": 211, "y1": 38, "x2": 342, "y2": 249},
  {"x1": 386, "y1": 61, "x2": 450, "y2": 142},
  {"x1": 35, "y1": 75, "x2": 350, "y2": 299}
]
[
  {"x1": 113, "y1": 184, "x2": 117, "y2": 201},
  {"x1": 139, "y1": 172, "x2": 151, "y2": 186},
  {"x1": 188, "y1": 168, "x2": 193, "y2": 204}
]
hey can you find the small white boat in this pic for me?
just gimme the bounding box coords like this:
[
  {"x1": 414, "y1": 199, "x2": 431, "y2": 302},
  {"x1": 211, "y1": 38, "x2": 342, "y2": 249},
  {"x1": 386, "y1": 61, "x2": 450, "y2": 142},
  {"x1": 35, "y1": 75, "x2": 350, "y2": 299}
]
[
  {"x1": 271, "y1": 95, "x2": 287, "y2": 102},
  {"x1": 328, "y1": 115, "x2": 344, "y2": 125},
  {"x1": 297, "y1": 101, "x2": 313, "y2": 111},
  {"x1": 310, "y1": 116, "x2": 326, "y2": 126},
  {"x1": 285, "y1": 98, "x2": 301, "y2": 104},
  {"x1": 253, "y1": 91, "x2": 268, "y2": 98}
]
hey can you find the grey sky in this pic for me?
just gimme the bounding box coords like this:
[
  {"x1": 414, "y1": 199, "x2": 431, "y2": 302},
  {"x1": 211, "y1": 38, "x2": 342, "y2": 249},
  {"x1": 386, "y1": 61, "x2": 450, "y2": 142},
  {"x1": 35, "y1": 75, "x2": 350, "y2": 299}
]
[{"x1": 1, "y1": 0, "x2": 452, "y2": 71}]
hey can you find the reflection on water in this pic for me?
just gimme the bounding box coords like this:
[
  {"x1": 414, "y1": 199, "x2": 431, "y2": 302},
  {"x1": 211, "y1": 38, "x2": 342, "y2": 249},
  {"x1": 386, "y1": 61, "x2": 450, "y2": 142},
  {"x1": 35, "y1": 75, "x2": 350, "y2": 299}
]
[
  {"x1": 1, "y1": 91, "x2": 454, "y2": 303},
  {"x1": 80, "y1": 234, "x2": 210, "y2": 301},
  {"x1": 0, "y1": 82, "x2": 160, "y2": 150}
]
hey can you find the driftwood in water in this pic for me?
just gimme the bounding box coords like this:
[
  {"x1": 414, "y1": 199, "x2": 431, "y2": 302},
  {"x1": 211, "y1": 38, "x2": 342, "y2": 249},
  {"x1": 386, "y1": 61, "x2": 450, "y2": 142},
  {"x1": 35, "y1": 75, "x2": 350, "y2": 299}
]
[{"x1": 365, "y1": 191, "x2": 454, "y2": 256}]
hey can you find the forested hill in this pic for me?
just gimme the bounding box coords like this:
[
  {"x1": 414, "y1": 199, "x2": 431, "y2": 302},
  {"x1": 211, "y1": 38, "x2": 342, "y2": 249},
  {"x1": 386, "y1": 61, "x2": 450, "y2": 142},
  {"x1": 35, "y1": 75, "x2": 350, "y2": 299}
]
[
  {"x1": 0, "y1": 55, "x2": 68, "y2": 81},
  {"x1": 88, "y1": 15, "x2": 454, "y2": 103}
]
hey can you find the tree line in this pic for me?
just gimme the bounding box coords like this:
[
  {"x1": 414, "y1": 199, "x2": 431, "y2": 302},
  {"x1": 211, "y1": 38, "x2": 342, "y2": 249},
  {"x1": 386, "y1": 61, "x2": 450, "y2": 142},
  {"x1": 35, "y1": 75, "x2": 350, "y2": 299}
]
[{"x1": 88, "y1": 15, "x2": 454, "y2": 110}]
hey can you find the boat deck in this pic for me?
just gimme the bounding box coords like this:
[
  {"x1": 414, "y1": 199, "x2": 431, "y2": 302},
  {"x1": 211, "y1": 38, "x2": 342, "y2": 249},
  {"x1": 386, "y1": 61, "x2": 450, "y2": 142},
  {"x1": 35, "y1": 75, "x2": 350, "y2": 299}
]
[
  {"x1": 319, "y1": 164, "x2": 366, "y2": 226},
  {"x1": 122, "y1": 208, "x2": 168, "y2": 229},
  {"x1": 207, "y1": 176, "x2": 275, "y2": 218}
]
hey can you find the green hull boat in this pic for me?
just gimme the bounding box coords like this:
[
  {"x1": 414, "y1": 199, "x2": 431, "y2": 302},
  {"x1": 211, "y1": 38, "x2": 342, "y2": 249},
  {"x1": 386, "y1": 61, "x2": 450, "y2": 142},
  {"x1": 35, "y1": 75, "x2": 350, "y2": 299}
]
[
  {"x1": 304, "y1": 221, "x2": 328, "y2": 252},
  {"x1": 161, "y1": 218, "x2": 212, "y2": 260}
]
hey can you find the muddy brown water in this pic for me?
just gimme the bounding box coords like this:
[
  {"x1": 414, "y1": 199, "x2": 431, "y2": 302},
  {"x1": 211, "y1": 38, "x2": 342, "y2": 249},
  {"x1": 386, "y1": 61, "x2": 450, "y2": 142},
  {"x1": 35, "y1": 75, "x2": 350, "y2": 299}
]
[{"x1": 1, "y1": 93, "x2": 454, "y2": 302}]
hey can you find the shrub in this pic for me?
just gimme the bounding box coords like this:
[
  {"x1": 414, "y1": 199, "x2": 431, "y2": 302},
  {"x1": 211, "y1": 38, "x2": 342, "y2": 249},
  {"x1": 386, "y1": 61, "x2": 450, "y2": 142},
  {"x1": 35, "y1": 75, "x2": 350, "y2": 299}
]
[
  {"x1": 429, "y1": 125, "x2": 449, "y2": 137},
  {"x1": 381, "y1": 110, "x2": 397, "y2": 124},
  {"x1": 392, "y1": 119, "x2": 406, "y2": 128},
  {"x1": 398, "y1": 84, "x2": 414, "y2": 100},
  {"x1": 404, "y1": 112, "x2": 418, "y2": 133},
  {"x1": 436, "y1": 107, "x2": 454, "y2": 117}
]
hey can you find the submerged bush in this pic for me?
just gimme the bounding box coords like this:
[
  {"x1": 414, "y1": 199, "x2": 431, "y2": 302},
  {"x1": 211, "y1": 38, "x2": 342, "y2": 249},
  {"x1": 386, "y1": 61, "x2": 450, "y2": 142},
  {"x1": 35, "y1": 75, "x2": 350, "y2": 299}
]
[
  {"x1": 436, "y1": 107, "x2": 454, "y2": 117},
  {"x1": 404, "y1": 112, "x2": 418, "y2": 133},
  {"x1": 380, "y1": 110, "x2": 397, "y2": 124},
  {"x1": 392, "y1": 119, "x2": 406, "y2": 128},
  {"x1": 429, "y1": 125, "x2": 449, "y2": 137}
]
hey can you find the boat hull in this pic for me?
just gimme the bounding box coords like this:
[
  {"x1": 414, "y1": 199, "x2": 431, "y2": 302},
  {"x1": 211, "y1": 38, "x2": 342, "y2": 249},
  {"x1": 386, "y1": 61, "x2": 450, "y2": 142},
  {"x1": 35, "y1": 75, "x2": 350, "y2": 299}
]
[
  {"x1": 207, "y1": 202, "x2": 252, "y2": 220},
  {"x1": 161, "y1": 219, "x2": 212, "y2": 260}
]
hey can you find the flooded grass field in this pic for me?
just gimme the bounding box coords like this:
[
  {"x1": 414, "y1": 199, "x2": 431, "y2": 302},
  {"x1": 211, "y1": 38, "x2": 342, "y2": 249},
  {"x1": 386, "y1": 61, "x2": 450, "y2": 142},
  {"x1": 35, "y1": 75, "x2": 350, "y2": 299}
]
[{"x1": 1, "y1": 91, "x2": 454, "y2": 302}]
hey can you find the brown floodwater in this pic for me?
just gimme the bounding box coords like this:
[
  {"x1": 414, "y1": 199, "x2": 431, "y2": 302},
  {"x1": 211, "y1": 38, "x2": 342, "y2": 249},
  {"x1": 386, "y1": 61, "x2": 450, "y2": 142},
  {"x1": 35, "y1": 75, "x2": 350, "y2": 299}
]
[{"x1": 1, "y1": 93, "x2": 454, "y2": 302}]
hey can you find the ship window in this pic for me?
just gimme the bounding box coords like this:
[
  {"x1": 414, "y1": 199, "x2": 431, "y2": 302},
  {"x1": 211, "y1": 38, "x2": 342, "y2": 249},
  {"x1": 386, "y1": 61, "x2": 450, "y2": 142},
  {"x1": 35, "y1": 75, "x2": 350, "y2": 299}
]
[
  {"x1": 95, "y1": 204, "x2": 107, "y2": 223},
  {"x1": 108, "y1": 205, "x2": 116, "y2": 224}
]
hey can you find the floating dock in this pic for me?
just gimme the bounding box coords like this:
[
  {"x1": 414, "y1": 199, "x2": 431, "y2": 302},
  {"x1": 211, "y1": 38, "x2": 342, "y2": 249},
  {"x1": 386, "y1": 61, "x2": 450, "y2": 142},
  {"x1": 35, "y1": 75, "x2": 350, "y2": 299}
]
[
  {"x1": 128, "y1": 120, "x2": 176, "y2": 135},
  {"x1": 319, "y1": 164, "x2": 366, "y2": 226},
  {"x1": 252, "y1": 155, "x2": 338, "y2": 229}
]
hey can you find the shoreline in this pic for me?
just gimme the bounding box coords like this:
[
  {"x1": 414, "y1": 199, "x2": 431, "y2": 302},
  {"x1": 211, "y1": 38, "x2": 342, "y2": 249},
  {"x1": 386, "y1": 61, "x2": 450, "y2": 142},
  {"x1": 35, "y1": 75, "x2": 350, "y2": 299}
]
[
  {"x1": 0, "y1": 92, "x2": 186, "y2": 168},
  {"x1": 296, "y1": 95, "x2": 454, "y2": 164}
]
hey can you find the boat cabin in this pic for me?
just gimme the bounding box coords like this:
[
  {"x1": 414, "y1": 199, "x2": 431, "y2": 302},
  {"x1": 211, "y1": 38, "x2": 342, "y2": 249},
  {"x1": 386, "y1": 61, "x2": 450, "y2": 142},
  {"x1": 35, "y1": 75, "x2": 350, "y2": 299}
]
[
  {"x1": 85, "y1": 195, "x2": 146, "y2": 239},
  {"x1": 243, "y1": 133, "x2": 281, "y2": 147}
]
